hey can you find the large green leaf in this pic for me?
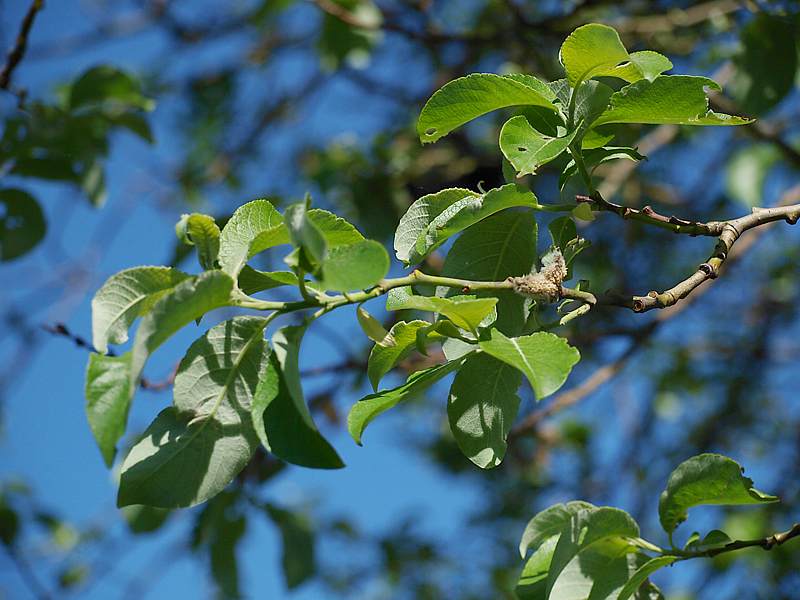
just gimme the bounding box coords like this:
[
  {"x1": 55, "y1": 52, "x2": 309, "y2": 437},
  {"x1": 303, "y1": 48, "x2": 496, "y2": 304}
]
[
  {"x1": 319, "y1": 239, "x2": 389, "y2": 291},
  {"x1": 118, "y1": 317, "x2": 268, "y2": 508},
  {"x1": 237, "y1": 267, "x2": 300, "y2": 295},
  {"x1": 251, "y1": 325, "x2": 344, "y2": 469},
  {"x1": 265, "y1": 504, "x2": 316, "y2": 589},
  {"x1": 519, "y1": 501, "x2": 595, "y2": 558},
  {"x1": 658, "y1": 453, "x2": 778, "y2": 536},
  {"x1": 447, "y1": 354, "x2": 522, "y2": 468},
  {"x1": 348, "y1": 357, "x2": 468, "y2": 445},
  {"x1": 0, "y1": 188, "x2": 46, "y2": 261},
  {"x1": 593, "y1": 76, "x2": 752, "y2": 127},
  {"x1": 441, "y1": 211, "x2": 537, "y2": 336},
  {"x1": 549, "y1": 542, "x2": 643, "y2": 600},
  {"x1": 85, "y1": 353, "x2": 134, "y2": 466},
  {"x1": 386, "y1": 286, "x2": 497, "y2": 333},
  {"x1": 394, "y1": 188, "x2": 480, "y2": 264},
  {"x1": 417, "y1": 73, "x2": 557, "y2": 143},
  {"x1": 91, "y1": 266, "x2": 190, "y2": 354},
  {"x1": 478, "y1": 330, "x2": 580, "y2": 399},
  {"x1": 218, "y1": 199, "x2": 286, "y2": 277},
  {"x1": 175, "y1": 213, "x2": 221, "y2": 271},
  {"x1": 367, "y1": 320, "x2": 431, "y2": 391},
  {"x1": 545, "y1": 506, "x2": 640, "y2": 598},
  {"x1": 615, "y1": 556, "x2": 677, "y2": 600},
  {"x1": 414, "y1": 184, "x2": 540, "y2": 263},
  {"x1": 559, "y1": 24, "x2": 630, "y2": 86},
  {"x1": 500, "y1": 116, "x2": 577, "y2": 176}
]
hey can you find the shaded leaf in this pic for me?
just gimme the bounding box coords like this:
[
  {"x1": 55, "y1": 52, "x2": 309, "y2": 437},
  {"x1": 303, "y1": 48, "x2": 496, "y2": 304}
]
[
  {"x1": 118, "y1": 316, "x2": 267, "y2": 508},
  {"x1": 252, "y1": 326, "x2": 344, "y2": 469},
  {"x1": 356, "y1": 305, "x2": 395, "y2": 349},
  {"x1": 725, "y1": 144, "x2": 781, "y2": 208},
  {"x1": 441, "y1": 211, "x2": 537, "y2": 336},
  {"x1": 349, "y1": 357, "x2": 468, "y2": 445},
  {"x1": 265, "y1": 504, "x2": 316, "y2": 589},
  {"x1": 519, "y1": 501, "x2": 595, "y2": 558},
  {"x1": 91, "y1": 266, "x2": 189, "y2": 354},
  {"x1": 0, "y1": 188, "x2": 46, "y2": 261},
  {"x1": 447, "y1": 353, "x2": 522, "y2": 468},
  {"x1": 658, "y1": 453, "x2": 778, "y2": 536},
  {"x1": 85, "y1": 353, "x2": 134, "y2": 466},
  {"x1": 367, "y1": 320, "x2": 430, "y2": 391},
  {"x1": 386, "y1": 286, "x2": 497, "y2": 333},
  {"x1": 615, "y1": 556, "x2": 677, "y2": 600}
]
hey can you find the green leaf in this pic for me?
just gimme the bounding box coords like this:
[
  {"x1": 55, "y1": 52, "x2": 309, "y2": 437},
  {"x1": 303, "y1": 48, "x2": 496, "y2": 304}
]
[
  {"x1": 91, "y1": 266, "x2": 190, "y2": 354},
  {"x1": 549, "y1": 542, "x2": 643, "y2": 600},
  {"x1": 441, "y1": 211, "x2": 537, "y2": 336},
  {"x1": 69, "y1": 65, "x2": 154, "y2": 112},
  {"x1": 500, "y1": 116, "x2": 578, "y2": 176},
  {"x1": 175, "y1": 213, "x2": 221, "y2": 271},
  {"x1": 85, "y1": 352, "x2": 133, "y2": 466},
  {"x1": 725, "y1": 144, "x2": 781, "y2": 208},
  {"x1": 367, "y1": 320, "x2": 431, "y2": 391},
  {"x1": 0, "y1": 188, "x2": 46, "y2": 261},
  {"x1": 478, "y1": 330, "x2": 580, "y2": 400},
  {"x1": 417, "y1": 73, "x2": 557, "y2": 143},
  {"x1": 559, "y1": 24, "x2": 630, "y2": 86},
  {"x1": 356, "y1": 306, "x2": 395, "y2": 349},
  {"x1": 519, "y1": 501, "x2": 595, "y2": 558},
  {"x1": 118, "y1": 316, "x2": 267, "y2": 508},
  {"x1": 684, "y1": 529, "x2": 731, "y2": 552},
  {"x1": 386, "y1": 286, "x2": 497, "y2": 333},
  {"x1": 218, "y1": 199, "x2": 286, "y2": 277},
  {"x1": 130, "y1": 270, "x2": 235, "y2": 385},
  {"x1": 593, "y1": 76, "x2": 752, "y2": 127},
  {"x1": 609, "y1": 50, "x2": 673, "y2": 83},
  {"x1": 546, "y1": 506, "x2": 640, "y2": 598},
  {"x1": 251, "y1": 325, "x2": 344, "y2": 469},
  {"x1": 447, "y1": 353, "x2": 522, "y2": 468},
  {"x1": 397, "y1": 183, "x2": 540, "y2": 264},
  {"x1": 394, "y1": 188, "x2": 480, "y2": 264},
  {"x1": 560, "y1": 146, "x2": 645, "y2": 191},
  {"x1": 80, "y1": 161, "x2": 107, "y2": 208},
  {"x1": 731, "y1": 14, "x2": 797, "y2": 115},
  {"x1": 265, "y1": 505, "x2": 316, "y2": 589},
  {"x1": 615, "y1": 556, "x2": 677, "y2": 600},
  {"x1": 237, "y1": 267, "x2": 300, "y2": 295},
  {"x1": 658, "y1": 453, "x2": 778, "y2": 536},
  {"x1": 516, "y1": 535, "x2": 558, "y2": 600},
  {"x1": 284, "y1": 200, "x2": 327, "y2": 272},
  {"x1": 307, "y1": 208, "x2": 365, "y2": 247},
  {"x1": 348, "y1": 357, "x2": 468, "y2": 445},
  {"x1": 319, "y1": 239, "x2": 389, "y2": 291}
]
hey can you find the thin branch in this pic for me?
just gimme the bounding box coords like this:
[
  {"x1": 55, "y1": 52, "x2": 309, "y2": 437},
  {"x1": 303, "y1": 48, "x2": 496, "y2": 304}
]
[
  {"x1": 670, "y1": 522, "x2": 800, "y2": 559},
  {"x1": 0, "y1": 0, "x2": 44, "y2": 90}
]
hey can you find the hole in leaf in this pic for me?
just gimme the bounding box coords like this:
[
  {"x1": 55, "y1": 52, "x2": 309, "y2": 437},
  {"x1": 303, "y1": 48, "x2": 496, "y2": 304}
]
[
  {"x1": 517, "y1": 147, "x2": 528, "y2": 152},
  {"x1": 425, "y1": 128, "x2": 437, "y2": 136}
]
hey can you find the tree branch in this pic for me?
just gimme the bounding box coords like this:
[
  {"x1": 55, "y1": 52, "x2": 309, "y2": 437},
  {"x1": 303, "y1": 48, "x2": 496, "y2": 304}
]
[
  {"x1": 0, "y1": 0, "x2": 44, "y2": 91},
  {"x1": 670, "y1": 522, "x2": 800, "y2": 559}
]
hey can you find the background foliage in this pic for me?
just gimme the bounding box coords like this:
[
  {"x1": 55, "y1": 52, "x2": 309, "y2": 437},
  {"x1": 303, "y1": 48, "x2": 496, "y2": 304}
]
[{"x1": 1, "y1": 1, "x2": 799, "y2": 598}]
